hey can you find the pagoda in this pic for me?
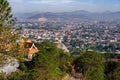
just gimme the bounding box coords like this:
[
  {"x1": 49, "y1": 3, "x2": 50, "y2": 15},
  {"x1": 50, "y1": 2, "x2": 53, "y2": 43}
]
[{"x1": 28, "y1": 43, "x2": 39, "y2": 60}]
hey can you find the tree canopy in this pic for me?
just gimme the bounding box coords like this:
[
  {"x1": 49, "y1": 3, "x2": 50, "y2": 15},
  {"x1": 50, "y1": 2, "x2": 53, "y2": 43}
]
[
  {"x1": 0, "y1": 0, "x2": 19, "y2": 55},
  {"x1": 73, "y1": 51, "x2": 105, "y2": 80},
  {"x1": 0, "y1": 0, "x2": 16, "y2": 26},
  {"x1": 8, "y1": 42, "x2": 72, "y2": 80},
  {"x1": 105, "y1": 61, "x2": 120, "y2": 80}
]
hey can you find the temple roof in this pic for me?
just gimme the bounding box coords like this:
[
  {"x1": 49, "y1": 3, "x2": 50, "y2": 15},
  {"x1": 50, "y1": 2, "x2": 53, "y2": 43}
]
[{"x1": 28, "y1": 43, "x2": 39, "y2": 54}]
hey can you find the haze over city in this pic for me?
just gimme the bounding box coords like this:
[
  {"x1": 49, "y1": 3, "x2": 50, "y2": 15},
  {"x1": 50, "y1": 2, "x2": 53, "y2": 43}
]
[{"x1": 9, "y1": 0, "x2": 120, "y2": 13}]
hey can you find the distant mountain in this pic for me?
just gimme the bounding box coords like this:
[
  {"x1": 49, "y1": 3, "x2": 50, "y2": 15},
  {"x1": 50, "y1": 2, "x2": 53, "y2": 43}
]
[
  {"x1": 15, "y1": 10, "x2": 120, "y2": 22},
  {"x1": 14, "y1": 12, "x2": 39, "y2": 19}
]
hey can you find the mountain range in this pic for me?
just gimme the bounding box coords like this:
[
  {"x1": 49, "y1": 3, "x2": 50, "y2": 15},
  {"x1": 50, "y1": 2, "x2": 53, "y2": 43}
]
[{"x1": 15, "y1": 10, "x2": 120, "y2": 23}]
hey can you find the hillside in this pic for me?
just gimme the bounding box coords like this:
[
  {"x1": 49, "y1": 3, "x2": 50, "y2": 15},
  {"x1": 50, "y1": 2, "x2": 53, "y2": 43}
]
[{"x1": 16, "y1": 10, "x2": 120, "y2": 23}]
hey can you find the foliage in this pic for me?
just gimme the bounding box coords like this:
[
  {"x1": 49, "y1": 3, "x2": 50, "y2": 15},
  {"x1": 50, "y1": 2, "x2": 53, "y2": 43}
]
[
  {"x1": 73, "y1": 51, "x2": 105, "y2": 80},
  {"x1": 0, "y1": 0, "x2": 20, "y2": 58},
  {"x1": 0, "y1": 0, "x2": 25, "y2": 79},
  {"x1": 102, "y1": 52, "x2": 120, "y2": 59},
  {"x1": 30, "y1": 42, "x2": 72, "y2": 79},
  {"x1": 104, "y1": 61, "x2": 120, "y2": 80},
  {"x1": 7, "y1": 42, "x2": 72, "y2": 80},
  {"x1": 113, "y1": 65, "x2": 120, "y2": 80},
  {"x1": 0, "y1": 0, "x2": 16, "y2": 26}
]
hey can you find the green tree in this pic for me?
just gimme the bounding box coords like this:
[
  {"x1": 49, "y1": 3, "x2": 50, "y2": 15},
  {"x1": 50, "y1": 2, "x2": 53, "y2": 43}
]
[
  {"x1": 0, "y1": 0, "x2": 20, "y2": 56},
  {"x1": 26, "y1": 42, "x2": 72, "y2": 80},
  {"x1": 105, "y1": 61, "x2": 120, "y2": 80},
  {"x1": 0, "y1": 0, "x2": 16, "y2": 26},
  {"x1": 113, "y1": 65, "x2": 120, "y2": 80},
  {"x1": 74, "y1": 51, "x2": 105, "y2": 80},
  {"x1": 0, "y1": 1, "x2": 22, "y2": 74}
]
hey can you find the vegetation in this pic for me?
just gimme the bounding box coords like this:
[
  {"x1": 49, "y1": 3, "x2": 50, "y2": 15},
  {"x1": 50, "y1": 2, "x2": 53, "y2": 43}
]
[
  {"x1": 0, "y1": 0, "x2": 16, "y2": 26},
  {"x1": 0, "y1": 0, "x2": 19, "y2": 70},
  {"x1": 0, "y1": 0, "x2": 120, "y2": 80},
  {"x1": 7, "y1": 42, "x2": 72, "y2": 80},
  {"x1": 66, "y1": 39, "x2": 120, "y2": 55},
  {"x1": 0, "y1": 0, "x2": 22, "y2": 61},
  {"x1": 105, "y1": 61, "x2": 120, "y2": 80},
  {"x1": 73, "y1": 51, "x2": 105, "y2": 80}
]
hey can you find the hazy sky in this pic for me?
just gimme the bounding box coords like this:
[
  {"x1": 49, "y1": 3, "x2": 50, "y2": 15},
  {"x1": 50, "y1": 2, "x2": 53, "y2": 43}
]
[{"x1": 8, "y1": 0, "x2": 120, "y2": 13}]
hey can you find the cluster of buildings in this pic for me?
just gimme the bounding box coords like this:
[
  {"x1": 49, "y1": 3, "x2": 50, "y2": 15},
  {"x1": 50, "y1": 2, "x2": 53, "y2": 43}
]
[
  {"x1": 20, "y1": 29, "x2": 69, "y2": 53},
  {"x1": 17, "y1": 20, "x2": 120, "y2": 54},
  {"x1": 21, "y1": 29, "x2": 64, "y2": 43}
]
